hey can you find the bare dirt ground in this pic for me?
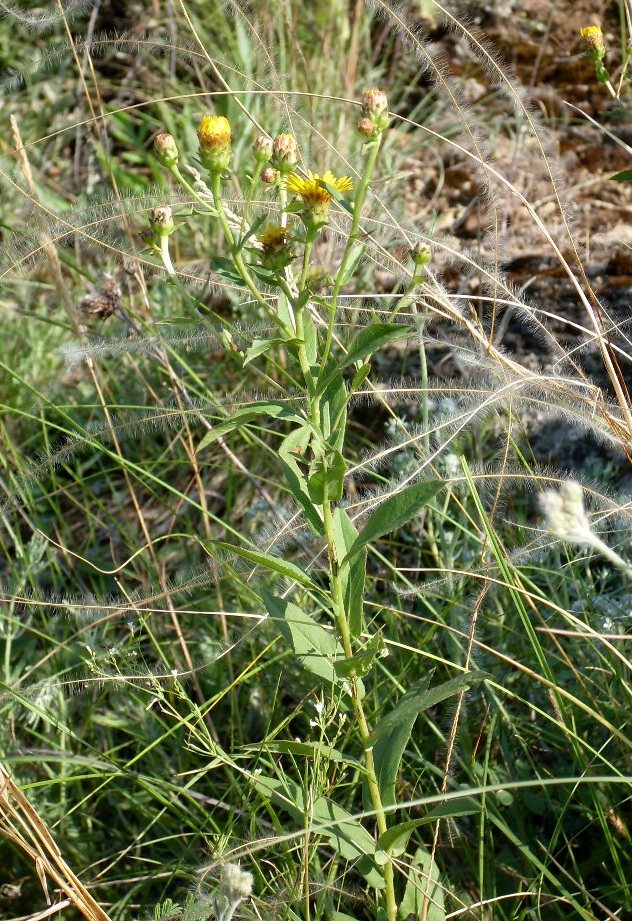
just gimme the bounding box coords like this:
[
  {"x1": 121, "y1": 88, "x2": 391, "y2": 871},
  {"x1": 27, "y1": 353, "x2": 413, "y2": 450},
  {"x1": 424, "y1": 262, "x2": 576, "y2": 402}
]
[{"x1": 392, "y1": 0, "x2": 632, "y2": 473}]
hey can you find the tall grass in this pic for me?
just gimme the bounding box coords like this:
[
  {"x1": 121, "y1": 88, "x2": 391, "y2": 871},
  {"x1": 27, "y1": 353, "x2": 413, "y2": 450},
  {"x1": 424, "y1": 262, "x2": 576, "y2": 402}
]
[{"x1": 0, "y1": 2, "x2": 631, "y2": 920}]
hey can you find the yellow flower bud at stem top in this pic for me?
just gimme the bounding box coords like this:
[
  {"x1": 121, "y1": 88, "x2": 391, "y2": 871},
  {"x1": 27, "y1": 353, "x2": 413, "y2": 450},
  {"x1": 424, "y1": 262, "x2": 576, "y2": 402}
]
[
  {"x1": 271, "y1": 133, "x2": 299, "y2": 173},
  {"x1": 197, "y1": 115, "x2": 232, "y2": 174},
  {"x1": 580, "y1": 25, "x2": 606, "y2": 61},
  {"x1": 361, "y1": 88, "x2": 390, "y2": 131},
  {"x1": 253, "y1": 135, "x2": 273, "y2": 163},
  {"x1": 153, "y1": 133, "x2": 179, "y2": 168}
]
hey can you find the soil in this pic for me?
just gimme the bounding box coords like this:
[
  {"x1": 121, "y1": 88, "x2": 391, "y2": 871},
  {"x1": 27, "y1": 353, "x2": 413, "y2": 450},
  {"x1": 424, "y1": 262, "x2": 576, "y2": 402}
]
[{"x1": 389, "y1": 0, "x2": 632, "y2": 475}]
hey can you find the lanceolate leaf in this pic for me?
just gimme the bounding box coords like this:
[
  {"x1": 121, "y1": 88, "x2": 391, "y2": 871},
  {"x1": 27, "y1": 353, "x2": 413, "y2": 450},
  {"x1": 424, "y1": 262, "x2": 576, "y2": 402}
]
[
  {"x1": 341, "y1": 480, "x2": 444, "y2": 565},
  {"x1": 370, "y1": 672, "x2": 489, "y2": 745},
  {"x1": 369, "y1": 672, "x2": 489, "y2": 807},
  {"x1": 197, "y1": 402, "x2": 304, "y2": 452},
  {"x1": 253, "y1": 774, "x2": 385, "y2": 889},
  {"x1": 377, "y1": 798, "x2": 481, "y2": 858},
  {"x1": 332, "y1": 506, "x2": 365, "y2": 637},
  {"x1": 215, "y1": 543, "x2": 319, "y2": 590},
  {"x1": 263, "y1": 591, "x2": 341, "y2": 684},
  {"x1": 397, "y1": 848, "x2": 445, "y2": 921},
  {"x1": 341, "y1": 323, "x2": 408, "y2": 369}
]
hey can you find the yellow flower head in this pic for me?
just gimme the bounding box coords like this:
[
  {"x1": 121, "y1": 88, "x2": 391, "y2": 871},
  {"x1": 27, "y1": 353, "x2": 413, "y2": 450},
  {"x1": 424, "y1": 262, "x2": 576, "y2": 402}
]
[
  {"x1": 580, "y1": 25, "x2": 605, "y2": 60},
  {"x1": 286, "y1": 170, "x2": 354, "y2": 206},
  {"x1": 260, "y1": 223, "x2": 288, "y2": 254},
  {"x1": 258, "y1": 223, "x2": 294, "y2": 271},
  {"x1": 198, "y1": 115, "x2": 231, "y2": 150}
]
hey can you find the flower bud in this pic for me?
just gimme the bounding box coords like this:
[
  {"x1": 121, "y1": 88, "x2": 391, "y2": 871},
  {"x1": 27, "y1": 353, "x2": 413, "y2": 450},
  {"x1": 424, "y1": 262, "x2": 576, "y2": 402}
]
[
  {"x1": 261, "y1": 166, "x2": 279, "y2": 184},
  {"x1": 197, "y1": 115, "x2": 232, "y2": 174},
  {"x1": 253, "y1": 135, "x2": 273, "y2": 163},
  {"x1": 271, "y1": 133, "x2": 299, "y2": 173},
  {"x1": 150, "y1": 205, "x2": 175, "y2": 236},
  {"x1": 411, "y1": 241, "x2": 432, "y2": 268},
  {"x1": 361, "y1": 88, "x2": 390, "y2": 131},
  {"x1": 153, "y1": 133, "x2": 179, "y2": 168},
  {"x1": 580, "y1": 25, "x2": 606, "y2": 61},
  {"x1": 357, "y1": 116, "x2": 380, "y2": 139}
]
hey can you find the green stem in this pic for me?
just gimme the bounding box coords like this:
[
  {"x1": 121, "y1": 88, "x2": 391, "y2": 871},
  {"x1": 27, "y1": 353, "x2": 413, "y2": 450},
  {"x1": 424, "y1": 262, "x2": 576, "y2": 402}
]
[
  {"x1": 321, "y1": 500, "x2": 397, "y2": 921},
  {"x1": 415, "y1": 301, "x2": 430, "y2": 457},
  {"x1": 319, "y1": 136, "x2": 382, "y2": 374},
  {"x1": 170, "y1": 164, "x2": 218, "y2": 214},
  {"x1": 243, "y1": 162, "x2": 264, "y2": 229},
  {"x1": 209, "y1": 170, "x2": 282, "y2": 323}
]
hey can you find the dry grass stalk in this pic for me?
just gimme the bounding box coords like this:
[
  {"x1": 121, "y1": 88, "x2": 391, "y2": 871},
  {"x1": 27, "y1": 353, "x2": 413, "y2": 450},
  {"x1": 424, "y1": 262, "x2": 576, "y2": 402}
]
[{"x1": 0, "y1": 761, "x2": 112, "y2": 921}]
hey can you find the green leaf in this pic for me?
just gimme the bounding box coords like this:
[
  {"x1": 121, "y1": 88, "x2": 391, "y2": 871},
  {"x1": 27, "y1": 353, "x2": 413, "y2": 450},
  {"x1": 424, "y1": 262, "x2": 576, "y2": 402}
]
[
  {"x1": 377, "y1": 797, "x2": 480, "y2": 857},
  {"x1": 211, "y1": 255, "x2": 245, "y2": 287},
  {"x1": 397, "y1": 847, "x2": 445, "y2": 921},
  {"x1": 243, "y1": 337, "x2": 301, "y2": 365},
  {"x1": 263, "y1": 591, "x2": 341, "y2": 684},
  {"x1": 249, "y1": 265, "x2": 279, "y2": 286},
  {"x1": 341, "y1": 323, "x2": 407, "y2": 369},
  {"x1": 610, "y1": 169, "x2": 632, "y2": 182},
  {"x1": 337, "y1": 242, "x2": 365, "y2": 287},
  {"x1": 216, "y1": 543, "x2": 319, "y2": 590},
  {"x1": 244, "y1": 740, "x2": 362, "y2": 769},
  {"x1": 334, "y1": 633, "x2": 383, "y2": 680},
  {"x1": 370, "y1": 672, "x2": 489, "y2": 746},
  {"x1": 253, "y1": 775, "x2": 385, "y2": 889},
  {"x1": 278, "y1": 443, "x2": 325, "y2": 536},
  {"x1": 369, "y1": 675, "x2": 431, "y2": 809},
  {"x1": 332, "y1": 507, "x2": 365, "y2": 637},
  {"x1": 197, "y1": 401, "x2": 304, "y2": 452},
  {"x1": 307, "y1": 449, "x2": 347, "y2": 504},
  {"x1": 320, "y1": 366, "x2": 348, "y2": 451},
  {"x1": 341, "y1": 480, "x2": 444, "y2": 565},
  {"x1": 348, "y1": 362, "x2": 371, "y2": 397},
  {"x1": 303, "y1": 308, "x2": 318, "y2": 367}
]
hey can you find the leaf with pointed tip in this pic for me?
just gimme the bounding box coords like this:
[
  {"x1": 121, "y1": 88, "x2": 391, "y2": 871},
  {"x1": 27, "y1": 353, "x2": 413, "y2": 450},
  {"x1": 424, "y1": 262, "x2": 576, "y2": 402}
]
[
  {"x1": 341, "y1": 323, "x2": 408, "y2": 369},
  {"x1": 264, "y1": 591, "x2": 341, "y2": 684},
  {"x1": 215, "y1": 542, "x2": 319, "y2": 590},
  {"x1": 253, "y1": 774, "x2": 385, "y2": 888},
  {"x1": 197, "y1": 402, "x2": 303, "y2": 452},
  {"x1": 341, "y1": 480, "x2": 443, "y2": 565}
]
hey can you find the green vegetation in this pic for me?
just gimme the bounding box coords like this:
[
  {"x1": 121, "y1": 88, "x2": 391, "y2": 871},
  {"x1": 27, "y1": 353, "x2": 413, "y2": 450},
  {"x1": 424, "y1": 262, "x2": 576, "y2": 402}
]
[{"x1": 1, "y1": 2, "x2": 632, "y2": 920}]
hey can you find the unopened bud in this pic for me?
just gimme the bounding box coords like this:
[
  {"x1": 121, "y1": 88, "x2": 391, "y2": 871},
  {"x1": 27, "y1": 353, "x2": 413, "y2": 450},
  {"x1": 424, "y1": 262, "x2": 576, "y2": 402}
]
[
  {"x1": 261, "y1": 166, "x2": 279, "y2": 183},
  {"x1": 361, "y1": 88, "x2": 390, "y2": 131},
  {"x1": 150, "y1": 205, "x2": 175, "y2": 236},
  {"x1": 411, "y1": 241, "x2": 432, "y2": 269},
  {"x1": 153, "y1": 133, "x2": 179, "y2": 168},
  {"x1": 357, "y1": 116, "x2": 380, "y2": 139},
  {"x1": 271, "y1": 133, "x2": 299, "y2": 173},
  {"x1": 253, "y1": 135, "x2": 273, "y2": 163}
]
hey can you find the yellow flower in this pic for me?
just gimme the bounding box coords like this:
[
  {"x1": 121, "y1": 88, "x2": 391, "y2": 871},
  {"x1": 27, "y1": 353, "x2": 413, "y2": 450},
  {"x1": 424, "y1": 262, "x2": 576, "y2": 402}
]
[
  {"x1": 260, "y1": 223, "x2": 288, "y2": 253},
  {"x1": 286, "y1": 170, "x2": 354, "y2": 205},
  {"x1": 197, "y1": 115, "x2": 232, "y2": 174},
  {"x1": 580, "y1": 25, "x2": 606, "y2": 60},
  {"x1": 198, "y1": 115, "x2": 231, "y2": 150},
  {"x1": 258, "y1": 223, "x2": 294, "y2": 271}
]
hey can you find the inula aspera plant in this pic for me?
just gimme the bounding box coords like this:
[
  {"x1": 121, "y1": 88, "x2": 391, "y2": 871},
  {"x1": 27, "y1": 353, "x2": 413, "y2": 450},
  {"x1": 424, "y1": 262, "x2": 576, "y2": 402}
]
[
  {"x1": 2, "y1": 1, "x2": 632, "y2": 920},
  {"x1": 145, "y1": 90, "x2": 485, "y2": 921}
]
